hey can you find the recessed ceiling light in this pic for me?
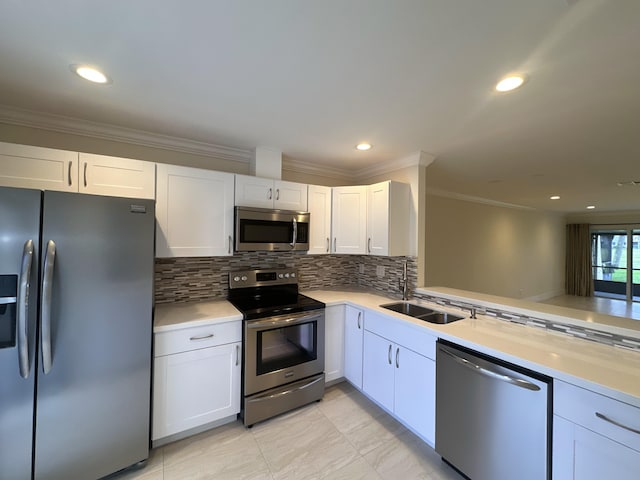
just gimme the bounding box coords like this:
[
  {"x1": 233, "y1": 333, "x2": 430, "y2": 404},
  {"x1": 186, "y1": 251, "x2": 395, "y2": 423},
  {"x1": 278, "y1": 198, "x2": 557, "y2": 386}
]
[
  {"x1": 495, "y1": 74, "x2": 526, "y2": 92},
  {"x1": 356, "y1": 143, "x2": 372, "y2": 151},
  {"x1": 586, "y1": 205, "x2": 596, "y2": 209},
  {"x1": 70, "y1": 64, "x2": 111, "y2": 84},
  {"x1": 550, "y1": 195, "x2": 560, "y2": 200}
]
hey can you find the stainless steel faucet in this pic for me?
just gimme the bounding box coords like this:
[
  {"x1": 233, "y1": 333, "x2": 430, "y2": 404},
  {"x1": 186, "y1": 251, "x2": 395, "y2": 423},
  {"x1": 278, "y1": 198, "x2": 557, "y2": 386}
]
[{"x1": 400, "y1": 260, "x2": 409, "y2": 300}]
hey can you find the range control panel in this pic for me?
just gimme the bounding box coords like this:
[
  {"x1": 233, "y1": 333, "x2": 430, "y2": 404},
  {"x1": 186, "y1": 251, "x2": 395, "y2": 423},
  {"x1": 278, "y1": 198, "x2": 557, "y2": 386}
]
[{"x1": 228, "y1": 268, "x2": 298, "y2": 289}]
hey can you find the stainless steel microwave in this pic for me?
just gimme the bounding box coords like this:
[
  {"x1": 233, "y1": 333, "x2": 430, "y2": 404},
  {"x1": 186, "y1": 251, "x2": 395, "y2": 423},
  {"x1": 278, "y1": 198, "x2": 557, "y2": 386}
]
[{"x1": 234, "y1": 207, "x2": 310, "y2": 251}]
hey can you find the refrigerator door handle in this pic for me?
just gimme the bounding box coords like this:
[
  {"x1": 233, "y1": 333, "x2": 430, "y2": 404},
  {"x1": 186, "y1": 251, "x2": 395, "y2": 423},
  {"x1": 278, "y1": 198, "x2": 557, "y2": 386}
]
[
  {"x1": 17, "y1": 239, "x2": 34, "y2": 379},
  {"x1": 41, "y1": 240, "x2": 56, "y2": 374}
]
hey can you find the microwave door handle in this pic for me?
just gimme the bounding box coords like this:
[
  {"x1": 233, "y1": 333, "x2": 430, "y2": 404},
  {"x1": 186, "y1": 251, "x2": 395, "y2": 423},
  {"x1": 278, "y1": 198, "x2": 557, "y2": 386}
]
[{"x1": 290, "y1": 218, "x2": 297, "y2": 248}]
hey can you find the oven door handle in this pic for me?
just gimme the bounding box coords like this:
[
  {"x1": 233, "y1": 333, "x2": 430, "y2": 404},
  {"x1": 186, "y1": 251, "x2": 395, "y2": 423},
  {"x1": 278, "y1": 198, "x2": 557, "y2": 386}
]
[{"x1": 246, "y1": 312, "x2": 321, "y2": 329}]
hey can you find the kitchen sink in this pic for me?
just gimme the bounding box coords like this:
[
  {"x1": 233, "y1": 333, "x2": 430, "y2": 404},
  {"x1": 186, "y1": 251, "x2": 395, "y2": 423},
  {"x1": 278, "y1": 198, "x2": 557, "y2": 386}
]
[
  {"x1": 380, "y1": 302, "x2": 465, "y2": 324},
  {"x1": 380, "y1": 302, "x2": 435, "y2": 317}
]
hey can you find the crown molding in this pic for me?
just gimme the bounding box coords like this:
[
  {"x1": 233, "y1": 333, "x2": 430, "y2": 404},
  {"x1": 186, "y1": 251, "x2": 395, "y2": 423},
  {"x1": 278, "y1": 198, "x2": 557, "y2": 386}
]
[
  {"x1": 0, "y1": 104, "x2": 253, "y2": 163},
  {"x1": 282, "y1": 156, "x2": 355, "y2": 180},
  {"x1": 427, "y1": 187, "x2": 537, "y2": 211},
  {"x1": 354, "y1": 150, "x2": 436, "y2": 180},
  {"x1": 283, "y1": 150, "x2": 437, "y2": 182}
]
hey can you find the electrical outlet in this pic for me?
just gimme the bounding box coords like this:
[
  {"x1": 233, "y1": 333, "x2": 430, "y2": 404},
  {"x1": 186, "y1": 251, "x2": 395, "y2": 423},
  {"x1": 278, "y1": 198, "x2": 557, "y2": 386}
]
[
  {"x1": 359, "y1": 264, "x2": 364, "y2": 274},
  {"x1": 376, "y1": 266, "x2": 385, "y2": 277}
]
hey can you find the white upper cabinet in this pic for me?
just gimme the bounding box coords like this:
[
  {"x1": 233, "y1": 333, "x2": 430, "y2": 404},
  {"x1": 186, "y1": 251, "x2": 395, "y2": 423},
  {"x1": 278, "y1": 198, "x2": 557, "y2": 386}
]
[
  {"x1": 0, "y1": 141, "x2": 78, "y2": 192},
  {"x1": 367, "y1": 181, "x2": 410, "y2": 256},
  {"x1": 307, "y1": 185, "x2": 332, "y2": 254},
  {"x1": 332, "y1": 185, "x2": 367, "y2": 254},
  {"x1": 78, "y1": 153, "x2": 155, "y2": 199},
  {"x1": 0, "y1": 142, "x2": 155, "y2": 199},
  {"x1": 156, "y1": 164, "x2": 234, "y2": 257},
  {"x1": 235, "y1": 174, "x2": 308, "y2": 211}
]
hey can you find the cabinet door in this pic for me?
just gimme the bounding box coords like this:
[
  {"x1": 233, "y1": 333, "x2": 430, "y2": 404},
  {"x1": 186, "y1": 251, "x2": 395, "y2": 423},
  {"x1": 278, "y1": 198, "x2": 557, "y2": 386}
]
[
  {"x1": 367, "y1": 181, "x2": 389, "y2": 255},
  {"x1": 274, "y1": 180, "x2": 308, "y2": 211},
  {"x1": 156, "y1": 164, "x2": 234, "y2": 257},
  {"x1": 362, "y1": 331, "x2": 394, "y2": 412},
  {"x1": 394, "y1": 347, "x2": 435, "y2": 445},
  {"x1": 553, "y1": 415, "x2": 640, "y2": 480},
  {"x1": 152, "y1": 342, "x2": 241, "y2": 440},
  {"x1": 307, "y1": 185, "x2": 332, "y2": 254},
  {"x1": 367, "y1": 181, "x2": 410, "y2": 256},
  {"x1": 324, "y1": 305, "x2": 345, "y2": 383},
  {"x1": 79, "y1": 153, "x2": 155, "y2": 199},
  {"x1": 234, "y1": 174, "x2": 274, "y2": 208},
  {"x1": 0, "y1": 141, "x2": 78, "y2": 192},
  {"x1": 332, "y1": 186, "x2": 367, "y2": 254},
  {"x1": 343, "y1": 305, "x2": 364, "y2": 389}
]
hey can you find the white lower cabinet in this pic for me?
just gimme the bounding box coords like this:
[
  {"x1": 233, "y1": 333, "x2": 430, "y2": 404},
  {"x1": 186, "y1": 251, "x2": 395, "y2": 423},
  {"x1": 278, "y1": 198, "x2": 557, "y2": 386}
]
[
  {"x1": 553, "y1": 380, "x2": 640, "y2": 479},
  {"x1": 362, "y1": 311, "x2": 436, "y2": 445},
  {"x1": 324, "y1": 305, "x2": 345, "y2": 383},
  {"x1": 152, "y1": 322, "x2": 241, "y2": 443},
  {"x1": 343, "y1": 305, "x2": 364, "y2": 389}
]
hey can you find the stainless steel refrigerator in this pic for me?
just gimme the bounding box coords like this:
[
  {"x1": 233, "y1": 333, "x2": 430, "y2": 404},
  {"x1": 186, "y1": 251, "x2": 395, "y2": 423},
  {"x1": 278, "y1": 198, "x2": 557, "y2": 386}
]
[{"x1": 0, "y1": 187, "x2": 155, "y2": 480}]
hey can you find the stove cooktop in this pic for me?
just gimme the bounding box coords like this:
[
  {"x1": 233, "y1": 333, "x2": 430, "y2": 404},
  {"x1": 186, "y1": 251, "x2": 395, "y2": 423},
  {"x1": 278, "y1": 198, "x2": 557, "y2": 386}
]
[
  {"x1": 228, "y1": 291, "x2": 324, "y2": 320},
  {"x1": 227, "y1": 268, "x2": 324, "y2": 320}
]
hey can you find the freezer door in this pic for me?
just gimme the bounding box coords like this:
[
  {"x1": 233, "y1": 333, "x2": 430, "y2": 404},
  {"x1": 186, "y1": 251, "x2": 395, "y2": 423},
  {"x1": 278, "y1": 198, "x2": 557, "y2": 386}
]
[
  {"x1": 34, "y1": 192, "x2": 155, "y2": 480},
  {"x1": 0, "y1": 187, "x2": 40, "y2": 480}
]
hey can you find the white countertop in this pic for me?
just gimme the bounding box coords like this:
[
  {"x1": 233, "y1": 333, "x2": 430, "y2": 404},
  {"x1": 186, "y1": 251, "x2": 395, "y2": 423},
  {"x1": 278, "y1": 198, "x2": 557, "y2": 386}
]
[
  {"x1": 302, "y1": 289, "x2": 640, "y2": 409},
  {"x1": 152, "y1": 289, "x2": 640, "y2": 409},
  {"x1": 154, "y1": 300, "x2": 243, "y2": 333},
  {"x1": 417, "y1": 286, "x2": 640, "y2": 337}
]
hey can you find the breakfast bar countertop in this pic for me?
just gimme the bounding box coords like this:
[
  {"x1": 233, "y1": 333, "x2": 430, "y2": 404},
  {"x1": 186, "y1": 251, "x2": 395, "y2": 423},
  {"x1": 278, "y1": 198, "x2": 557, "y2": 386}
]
[{"x1": 303, "y1": 288, "x2": 640, "y2": 409}]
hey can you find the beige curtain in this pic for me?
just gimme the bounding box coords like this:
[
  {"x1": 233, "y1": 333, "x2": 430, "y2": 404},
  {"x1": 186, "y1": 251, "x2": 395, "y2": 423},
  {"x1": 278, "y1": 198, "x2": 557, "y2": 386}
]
[{"x1": 565, "y1": 223, "x2": 593, "y2": 296}]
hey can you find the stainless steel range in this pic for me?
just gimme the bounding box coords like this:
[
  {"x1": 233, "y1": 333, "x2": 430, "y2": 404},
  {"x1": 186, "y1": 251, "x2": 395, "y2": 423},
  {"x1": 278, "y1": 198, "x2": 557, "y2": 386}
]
[{"x1": 228, "y1": 268, "x2": 325, "y2": 427}]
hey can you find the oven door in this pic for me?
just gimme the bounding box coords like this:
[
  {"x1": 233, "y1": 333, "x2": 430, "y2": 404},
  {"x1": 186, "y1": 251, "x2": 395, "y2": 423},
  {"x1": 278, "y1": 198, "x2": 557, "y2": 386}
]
[
  {"x1": 235, "y1": 207, "x2": 309, "y2": 251},
  {"x1": 244, "y1": 310, "x2": 324, "y2": 395}
]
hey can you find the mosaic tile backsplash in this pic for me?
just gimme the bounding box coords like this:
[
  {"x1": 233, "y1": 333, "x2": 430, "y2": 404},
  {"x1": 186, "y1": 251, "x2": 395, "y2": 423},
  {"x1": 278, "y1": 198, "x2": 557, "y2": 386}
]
[
  {"x1": 155, "y1": 253, "x2": 417, "y2": 304},
  {"x1": 413, "y1": 291, "x2": 640, "y2": 353}
]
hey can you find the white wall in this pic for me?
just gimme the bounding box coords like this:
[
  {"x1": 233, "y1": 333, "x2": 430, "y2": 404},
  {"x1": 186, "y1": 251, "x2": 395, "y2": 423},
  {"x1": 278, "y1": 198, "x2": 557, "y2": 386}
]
[{"x1": 425, "y1": 192, "x2": 566, "y2": 301}]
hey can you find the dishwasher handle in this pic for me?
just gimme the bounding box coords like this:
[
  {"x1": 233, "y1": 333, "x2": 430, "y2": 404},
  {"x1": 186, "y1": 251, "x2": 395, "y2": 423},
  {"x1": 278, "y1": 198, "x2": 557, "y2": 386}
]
[{"x1": 440, "y1": 346, "x2": 540, "y2": 391}]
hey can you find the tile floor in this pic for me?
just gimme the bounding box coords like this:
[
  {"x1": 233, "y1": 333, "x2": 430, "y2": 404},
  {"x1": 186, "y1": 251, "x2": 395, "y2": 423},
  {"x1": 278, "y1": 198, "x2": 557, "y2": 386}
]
[{"x1": 110, "y1": 382, "x2": 463, "y2": 480}]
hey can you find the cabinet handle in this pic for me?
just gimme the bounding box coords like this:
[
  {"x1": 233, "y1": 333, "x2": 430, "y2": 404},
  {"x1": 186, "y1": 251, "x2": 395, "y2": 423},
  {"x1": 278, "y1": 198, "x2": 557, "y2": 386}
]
[
  {"x1": 333, "y1": 238, "x2": 337, "y2": 251},
  {"x1": 236, "y1": 344, "x2": 240, "y2": 366},
  {"x1": 228, "y1": 235, "x2": 232, "y2": 254},
  {"x1": 395, "y1": 347, "x2": 400, "y2": 368},
  {"x1": 388, "y1": 344, "x2": 392, "y2": 365},
  {"x1": 368, "y1": 237, "x2": 371, "y2": 253},
  {"x1": 595, "y1": 412, "x2": 640, "y2": 435},
  {"x1": 326, "y1": 237, "x2": 330, "y2": 253},
  {"x1": 268, "y1": 188, "x2": 273, "y2": 200},
  {"x1": 190, "y1": 334, "x2": 214, "y2": 341},
  {"x1": 83, "y1": 162, "x2": 88, "y2": 187},
  {"x1": 357, "y1": 311, "x2": 361, "y2": 329},
  {"x1": 276, "y1": 188, "x2": 280, "y2": 200},
  {"x1": 68, "y1": 161, "x2": 72, "y2": 186}
]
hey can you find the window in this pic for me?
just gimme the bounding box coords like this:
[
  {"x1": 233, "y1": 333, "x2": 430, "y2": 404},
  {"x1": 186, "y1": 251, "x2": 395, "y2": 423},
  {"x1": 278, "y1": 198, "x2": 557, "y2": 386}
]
[{"x1": 591, "y1": 227, "x2": 640, "y2": 302}]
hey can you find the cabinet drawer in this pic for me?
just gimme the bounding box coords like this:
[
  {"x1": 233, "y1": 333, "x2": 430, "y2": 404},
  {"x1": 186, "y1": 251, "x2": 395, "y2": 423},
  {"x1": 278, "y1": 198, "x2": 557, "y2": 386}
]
[
  {"x1": 555, "y1": 380, "x2": 640, "y2": 452},
  {"x1": 364, "y1": 310, "x2": 437, "y2": 359},
  {"x1": 155, "y1": 321, "x2": 242, "y2": 357}
]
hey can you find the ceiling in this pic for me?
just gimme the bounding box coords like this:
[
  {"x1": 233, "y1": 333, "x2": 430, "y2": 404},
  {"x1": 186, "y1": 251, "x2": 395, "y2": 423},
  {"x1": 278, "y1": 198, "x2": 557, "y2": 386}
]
[{"x1": 0, "y1": 0, "x2": 639, "y2": 213}]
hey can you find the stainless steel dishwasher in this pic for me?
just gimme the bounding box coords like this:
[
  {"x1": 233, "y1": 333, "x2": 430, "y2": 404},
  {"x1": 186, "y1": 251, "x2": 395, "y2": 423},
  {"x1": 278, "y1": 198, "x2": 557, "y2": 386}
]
[{"x1": 435, "y1": 340, "x2": 552, "y2": 480}]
